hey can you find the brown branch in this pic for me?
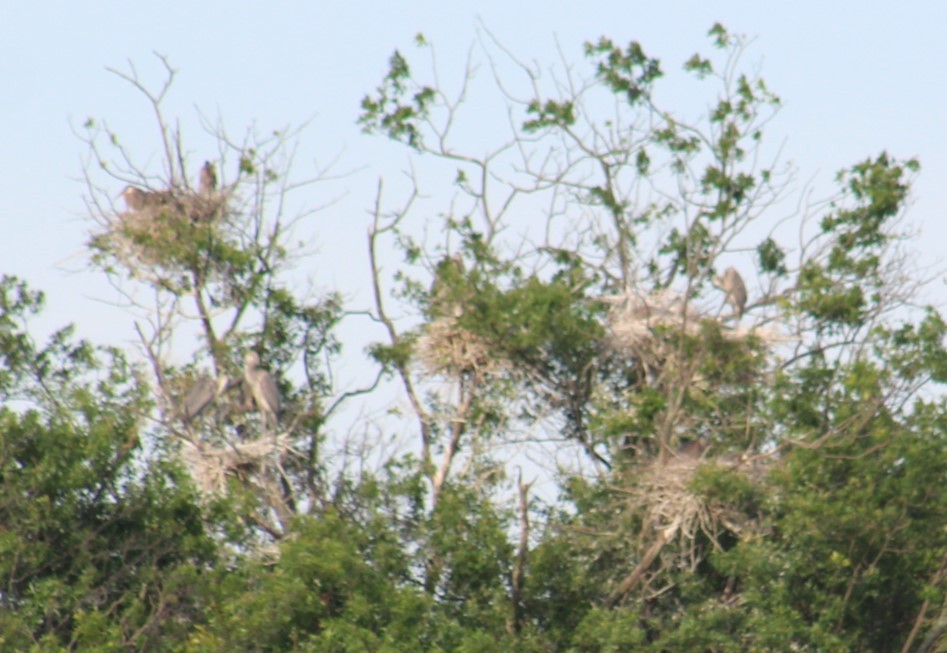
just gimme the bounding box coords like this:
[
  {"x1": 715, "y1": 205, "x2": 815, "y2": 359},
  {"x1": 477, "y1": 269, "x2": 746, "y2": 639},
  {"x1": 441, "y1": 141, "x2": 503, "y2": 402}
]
[
  {"x1": 190, "y1": 277, "x2": 221, "y2": 373},
  {"x1": 903, "y1": 551, "x2": 947, "y2": 653},
  {"x1": 431, "y1": 376, "x2": 479, "y2": 506},
  {"x1": 367, "y1": 178, "x2": 433, "y2": 465},
  {"x1": 508, "y1": 469, "x2": 534, "y2": 636},
  {"x1": 606, "y1": 515, "x2": 682, "y2": 607}
]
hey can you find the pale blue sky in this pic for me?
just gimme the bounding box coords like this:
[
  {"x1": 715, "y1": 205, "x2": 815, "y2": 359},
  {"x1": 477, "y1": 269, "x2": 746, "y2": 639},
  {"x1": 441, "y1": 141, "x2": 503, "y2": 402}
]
[{"x1": 3, "y1": 1, "x2": 945, "y2": 347}]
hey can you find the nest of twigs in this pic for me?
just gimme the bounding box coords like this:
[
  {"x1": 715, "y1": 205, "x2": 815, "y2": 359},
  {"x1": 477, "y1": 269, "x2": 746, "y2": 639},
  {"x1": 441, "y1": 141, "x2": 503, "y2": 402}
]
[
  {"x1": 182, "y1": 434, "x2": 293, "y2": 496},
  {"x1": 95, "y1": 190, "x2": 227, "y2": 272},
  {"x1": 636, "y1": 455, "x2": 720, "y2": 547},
  {"x1": 416, "y1": 315, "x2": 508, "y2": 378},
  {"x1": 606, "y1": 452, "x2": 768, "y2": 604},
  {"x1": 602, "y1": 287, "x2": 787, "y2": 353},
  {"x1": 633, "y1": 451, "x2": 768, "y2": 553},
  {"x1": 603, "y1": 289, "x2": 703, "y2": 353}
]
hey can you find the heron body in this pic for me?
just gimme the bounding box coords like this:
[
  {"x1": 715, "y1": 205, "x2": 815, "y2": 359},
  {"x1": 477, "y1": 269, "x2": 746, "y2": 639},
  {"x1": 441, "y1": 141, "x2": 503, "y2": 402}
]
[
  {"x1": 244, "y1": 351, "x2": 281, "y2": 429},
  {"x1": 122, "y1": 186, "x2": 148, "y2": 211},
  {"x1": 182, "y1": 373, "x2": 230, "y2": 423},
  {"x1": 199, "y1": 161, "x2": 217, "y2": 194},
  {"x1": 122, "y1": 185, "x2": 171, "y2": 211},
  {"x1": 714, "y1": 267, "x2": 747, "y2": 317}
]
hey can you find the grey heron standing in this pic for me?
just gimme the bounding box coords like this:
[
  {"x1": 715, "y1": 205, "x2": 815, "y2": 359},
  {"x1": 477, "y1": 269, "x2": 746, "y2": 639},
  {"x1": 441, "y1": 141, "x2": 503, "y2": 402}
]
[
  {"x1": 243, "y1": 351, "x2": 281, "y2": 429},
  {"x1": 181, "y1": 373, "x2": 231, "y2": 423},
  {"x1": 199, "y1": 161, "x2": 217, "y2": 195},
  {"x1": 713, "y1": 267, "x2": 747, "y2": 318}
]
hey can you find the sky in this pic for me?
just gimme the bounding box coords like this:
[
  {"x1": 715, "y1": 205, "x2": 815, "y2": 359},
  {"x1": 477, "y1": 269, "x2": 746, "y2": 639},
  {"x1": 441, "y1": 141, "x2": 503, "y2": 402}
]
[{"x1": 3, "y1": 1, "x2": 946, "y2": 354}]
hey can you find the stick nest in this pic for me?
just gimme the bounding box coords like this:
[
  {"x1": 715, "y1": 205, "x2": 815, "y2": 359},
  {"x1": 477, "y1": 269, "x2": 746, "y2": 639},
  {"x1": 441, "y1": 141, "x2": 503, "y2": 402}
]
[
  {"x1": 416, "y1": 315, "x2": 509, "y2": 378},
  {"x1": 633, "y1": 452, "x2": 768, "y2": 555},
  {"x1": 635, "y1": 455, "x2": 719, "y2": 547},
  {"x1": 93, "y1": 190, "x2": 228, "y2": 274},
  {"x1": 602, "y1": 287, "x2": 786, "y2": 353},
  {"x1": 182, "y1": 434, "x2": 293, "y2": 496}
]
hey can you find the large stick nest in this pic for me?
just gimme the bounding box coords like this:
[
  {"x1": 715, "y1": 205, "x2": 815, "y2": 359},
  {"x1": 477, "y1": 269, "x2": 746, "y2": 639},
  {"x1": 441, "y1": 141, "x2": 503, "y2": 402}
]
[
  {"x1": 182, "y1": 434, "x2": 294, "y2": 496},
  {"x1": 93, "y1": 189, "x2": 228, "y2": 275},
  {"x1": 602, "y1": 288, "x2": 701, "y2": 351},
  {"x1": 636, "y1": 455, "x2": 720, "y2": 548},
  {"x1": 601, "y1": 287, "x2": 786, "y2": 353},
  {"x1": 416, "y1": 315, "x2": 510, "y2": 378},
  {"x1": 632, "y1": 452, "x2": 768, "y2": 558}
]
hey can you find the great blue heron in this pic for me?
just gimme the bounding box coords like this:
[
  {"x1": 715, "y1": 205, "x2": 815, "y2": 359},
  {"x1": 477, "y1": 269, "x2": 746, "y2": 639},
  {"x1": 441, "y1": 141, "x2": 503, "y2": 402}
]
[
  {"x1": 243, "y1": 351, "x2": 281, "y2": 429},
  {"x1": 199, "y1": 161, "x2": 217, "y2": 194},
  {"x1": 121, "y1": 185, "x2": 171, "y2": 211},
  {"x1": 121, "y1": 186, "x2": 148, "y2": 211},
  {"x1": 713, "y1": 267, "x2": 747, "y2": 318},
  {"x1": 182, "y1": 373, "x2": 230, "y2": 423}
]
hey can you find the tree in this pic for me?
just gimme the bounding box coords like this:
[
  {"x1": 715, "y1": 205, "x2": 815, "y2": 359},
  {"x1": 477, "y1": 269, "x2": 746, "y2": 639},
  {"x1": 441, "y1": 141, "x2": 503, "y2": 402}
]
[
  {"x1": 357, "y1": 24, "x2": 947, "y2": 650},
  {"x1": 46, "y1": 23, "x2": 947, "y2": 651},
  {"x1": 79, "y1": 55, "x2": 358, "y2": 542},
  {"x1": 0, "y1": 276, "x2": 233, "y2": 651}
]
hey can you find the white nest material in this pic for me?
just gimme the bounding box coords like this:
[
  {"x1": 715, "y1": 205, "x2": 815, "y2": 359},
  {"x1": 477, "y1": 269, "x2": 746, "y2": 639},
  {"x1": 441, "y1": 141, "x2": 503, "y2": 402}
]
[
  {"x1": 600, "y1": 288, "x2": 789, "y2": 351},
  {"x1": 415, "y1": 316, "x2": 508, "y2": 378},
  {"x1": 601, "y1": 289, "x2": 702, "y2": 352},
  {"x1": 181, "y1": 434, "x2": 293, "y2": 496},
  {"x1": 633, "y1": 452, "x2": 770, "y2": 552},
  {"x1": 100, "y1": 192, "x2": 227, "y2": 271},
  {"x1": 636, "y1": 455, "x2": 715, "y2": 544}
]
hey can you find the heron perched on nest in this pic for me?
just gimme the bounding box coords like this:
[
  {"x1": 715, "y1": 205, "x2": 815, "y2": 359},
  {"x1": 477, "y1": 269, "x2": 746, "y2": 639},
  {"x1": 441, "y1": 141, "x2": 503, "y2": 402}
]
[
  {"x1": 244, "y1": 351, "x2": 281, "y2": 429},
  {"x1": 181, "y1": 374, "x2": 231, "y2": 423},
  {"x1": 199, "y1": 161, "x2": 217, "y2": 195},
  {"x1": 122, "y1": 185, "x2": 171, "y2": 211},
  {"x1": 713, "y1": 267, "x2": 747, "y2": 318}
]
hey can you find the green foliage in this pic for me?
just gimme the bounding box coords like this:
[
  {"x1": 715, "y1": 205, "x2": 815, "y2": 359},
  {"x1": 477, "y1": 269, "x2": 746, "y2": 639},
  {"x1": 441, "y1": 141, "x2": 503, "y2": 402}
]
[
  {"x1": 186, "y1": 479, "x2": 526, "y2": 652},
  {"x1": 44, "y1": 22, "x2": 947, "y2": 652},
  {"x1": 728, "y1": 409, "x2": 947, "y2": 650},
  {"x1": 756, "y1": 236, "x2": 787, "y2": 275},
  {"x1": 0, "y1": 278, "x2": 230, "y2": 651},
  {"x1": 369, "y1": 335, "x2": 417, "y2": 372},
  {"x1": 523, "y1": 99, "x2": 577, "y2": 133},
  {"x1": 426, "y1": 485, "x2": 514, "y2": 617},
  {"x1": 359, "y1": 49, "x2": 435, "y2": 149},
  {"x1": 584, "y1": 37, "x2": 663, "y2": 105}
]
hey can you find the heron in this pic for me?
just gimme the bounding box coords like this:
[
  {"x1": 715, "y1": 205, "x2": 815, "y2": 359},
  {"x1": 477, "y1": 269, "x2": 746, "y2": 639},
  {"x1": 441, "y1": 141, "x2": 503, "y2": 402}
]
[
  {"x1": 182, "y1": 373, "x2": 230, "y2": 423},
  {"x1": 121, "y1": 185, "x2": 171, "y2": 211},
  {"x1": 713, "y1": 267, "x2": 747, "y2": 318},
  {"x1": 121, "y1": 186, "x2": 148, "y2": 211},
  {"x1": 199, "y1": 161, "x2": 217, "y2": 194},
  {"x1": 243, "y1": 351, "x2": 281, "y2": 429}
]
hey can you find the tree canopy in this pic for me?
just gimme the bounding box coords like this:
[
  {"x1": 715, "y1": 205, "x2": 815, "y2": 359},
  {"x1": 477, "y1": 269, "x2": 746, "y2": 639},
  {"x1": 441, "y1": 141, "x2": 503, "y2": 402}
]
[{"x1": 4, "y1": 24, "x2": 947, "y2": 652}]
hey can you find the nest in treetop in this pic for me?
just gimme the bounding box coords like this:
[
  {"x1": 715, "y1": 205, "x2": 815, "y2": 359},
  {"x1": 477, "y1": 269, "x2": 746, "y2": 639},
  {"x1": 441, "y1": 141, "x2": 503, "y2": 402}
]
[
  {"x1": 630, "y1": 451, "x2": 767, "y2": 559},
  {"x1": 181, "y1": 434, "x2": 294, "y2": 496},
  {"x1": 95, "y1": 187, "x2": 228, "y2": 273},
  {"x1": 416, "y1": 315, "x2": 509, "y2": 378},
  {"x1": 602, "y1": 288, "x2": 704, "y2": 354},
  {"x1": 635, "y1": 454, "x2": 720, "y2": 549},
  {"x1": 601, "y1": 286, "x2": 784, "y2": 353}
]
